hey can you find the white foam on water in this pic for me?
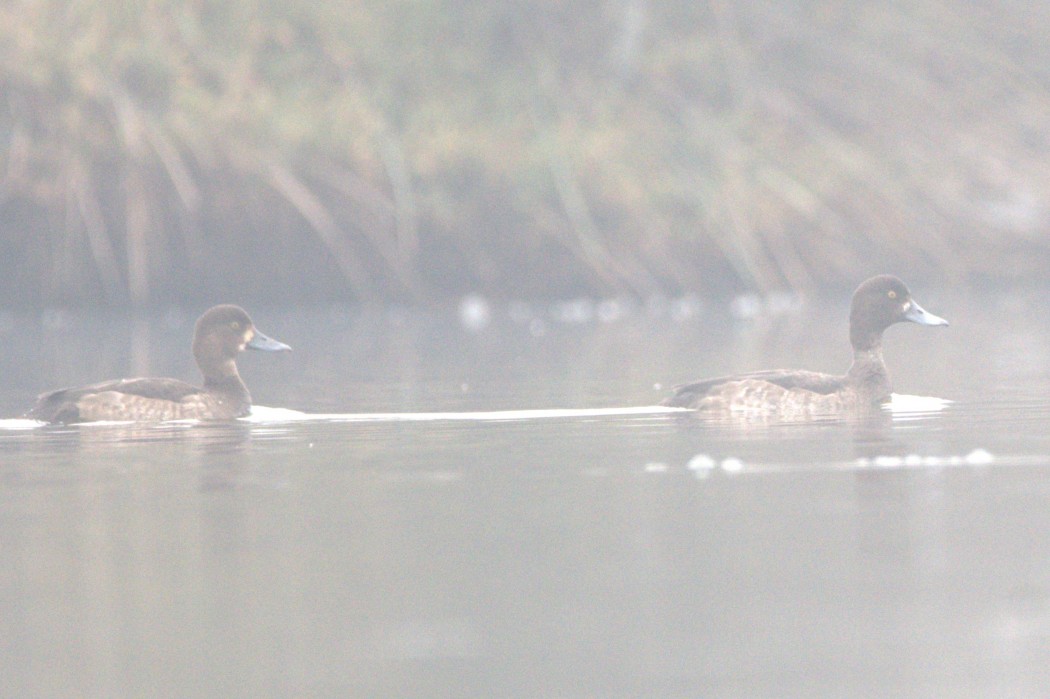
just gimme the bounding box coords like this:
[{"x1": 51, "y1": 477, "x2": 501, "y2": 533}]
[
  {"x1": 0, "y1": 396, "x2": 953, "y2": 430},
  {"x1": 244, "y1": 404, "x2": 691, "y2": 424},
  {"x1": 0, "y1": 405, "x2": 691, "y2": 429},
  {"x1": 856, "y1": 448, "x2": 996, "y2": 470},
  {"x1": 720, "y1": 457, "x2": 745, "y2": 473},
  {"x1": 0, "y1": 418, "x2": 47, "y2": 430},
  {"x1": 886, "y1": 393, "x2": 952, "y2": 416}
]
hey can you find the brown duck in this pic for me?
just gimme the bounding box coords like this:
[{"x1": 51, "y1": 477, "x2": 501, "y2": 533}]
[
  {"x1": 30, "y1": 305, "x2": 291, "y2": 423},
  {"x1": 662, "y1": 275, "x2": 948, "y2": 416}
]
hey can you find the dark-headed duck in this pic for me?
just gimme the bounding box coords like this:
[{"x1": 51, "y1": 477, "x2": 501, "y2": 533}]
[
  {"x1": 29, "y1": 305, "x2": 290, "y2": 423},
  {"x1": 662, "y1": 275, "x2": 948, "y2": 416}
]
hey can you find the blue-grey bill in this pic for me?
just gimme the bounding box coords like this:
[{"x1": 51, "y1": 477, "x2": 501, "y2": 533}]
[
  {"x1": 247, "y1": 331, "x2": 292, "y2": 351},
  {"x1": 904, "y1": 301, "x2": 949, "y2": 327}
]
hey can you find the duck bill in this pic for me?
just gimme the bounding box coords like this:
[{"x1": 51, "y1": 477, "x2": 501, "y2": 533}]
[
  {"x1": 247, "y1": 331, "x2": 291, "y2": 352},
  {"x1": 904, "y1": 300, "x2": 948, "y2": 327}
]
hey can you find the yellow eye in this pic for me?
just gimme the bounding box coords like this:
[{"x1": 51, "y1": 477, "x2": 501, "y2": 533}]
[
  {"x1": 230, "y1": 321, "x2": 241, "y2": 330},
  {"x1": 887, "y1": 290, "x2": 897, "y2": 299}
]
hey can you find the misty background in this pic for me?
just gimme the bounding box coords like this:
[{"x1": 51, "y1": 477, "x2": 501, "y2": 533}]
[{"x1": 2, "y1": 0, "x2": 1049, "y2": 308}]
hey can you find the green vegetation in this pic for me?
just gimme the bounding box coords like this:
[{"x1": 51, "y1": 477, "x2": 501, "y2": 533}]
[{"x1": 2, "y1": 0, "x2": 1050, "y2": 306}]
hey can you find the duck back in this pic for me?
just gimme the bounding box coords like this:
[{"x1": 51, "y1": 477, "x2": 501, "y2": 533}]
[{"x1": 663, "y1": 369, "x2": 849, "y2": 407}]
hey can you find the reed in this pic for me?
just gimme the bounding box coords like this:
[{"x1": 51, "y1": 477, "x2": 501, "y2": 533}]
[{"x1": 2, "y1": 0, "x2": 1049, "y2": 307}]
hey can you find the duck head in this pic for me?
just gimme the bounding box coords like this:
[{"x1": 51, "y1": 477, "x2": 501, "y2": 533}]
[
  {"x1": 192, "y1": 305, "x2": 291, "y2": 383},
  {"x1": 849, "y1": 275, "x2": 948, "y2": 351}
]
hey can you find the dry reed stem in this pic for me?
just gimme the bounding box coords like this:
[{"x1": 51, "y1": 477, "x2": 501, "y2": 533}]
[
  {"x1": 69, "y1": 161, "x2": 122, "y2": 300},
  {"x1": 267, "y1": 162, "x2": 375, "y2": 300}
]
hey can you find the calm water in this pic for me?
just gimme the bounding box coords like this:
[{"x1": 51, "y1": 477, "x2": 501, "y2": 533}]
[{"x1": 2, "y1": 287, "x2": 1050, "y2": 697}]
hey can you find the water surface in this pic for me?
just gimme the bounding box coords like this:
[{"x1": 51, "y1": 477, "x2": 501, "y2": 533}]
[{"x1": 2, "y1": 287, "x2": 1050, "y2": 697}]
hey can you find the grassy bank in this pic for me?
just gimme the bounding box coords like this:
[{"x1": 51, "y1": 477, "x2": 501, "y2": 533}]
[{"x1": 2, "y1": 0, "x2": 1050, "y2": 307}]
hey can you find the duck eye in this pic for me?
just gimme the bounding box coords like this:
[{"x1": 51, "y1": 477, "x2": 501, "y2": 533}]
[{"x1": 887, "y1": 290, "x2": 897, "y2": 299}]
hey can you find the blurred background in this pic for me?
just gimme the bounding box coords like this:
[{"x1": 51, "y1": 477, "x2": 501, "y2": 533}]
[
  {"x1": 3, "y1": 0, "x2": 1049, "y2": 309},
  {"x1": 8, "y1": 7, "x2": 1050, "y2": 697}
]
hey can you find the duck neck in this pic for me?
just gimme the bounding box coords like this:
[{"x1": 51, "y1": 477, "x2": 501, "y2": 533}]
[
  {"x1": 846, "y1": 344, "x2": 892, "y2": 403},
  {"x1": 849, "y1": 321, "x2": 885, "y2": 353},
  {"x1": 202, "y1": 359, "x2": 250, "y2": 398}
]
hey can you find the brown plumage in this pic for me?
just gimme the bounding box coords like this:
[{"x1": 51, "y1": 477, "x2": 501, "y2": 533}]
[
  {"x1": 29, "y1": 305, "x2": 290, "y2": 423},
  {"x1": 663, "y1": 275, "x2": 948, "y2": 416}
]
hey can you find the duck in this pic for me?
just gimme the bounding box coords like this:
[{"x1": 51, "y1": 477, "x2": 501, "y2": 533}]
[
  {"x1": 662, "y1": 275, "x2": 948, "y2": 416},
  {"x1": 29, "y1": 305, "x2": 290, "y2": 423}
]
